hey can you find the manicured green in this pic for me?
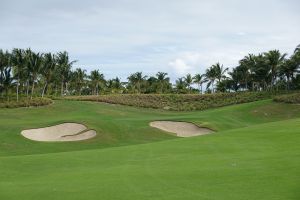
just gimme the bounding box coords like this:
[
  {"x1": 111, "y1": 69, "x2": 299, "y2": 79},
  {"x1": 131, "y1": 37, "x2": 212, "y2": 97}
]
[{"x1": 0, "y1": 99, "x2": 299, "y2": 199}]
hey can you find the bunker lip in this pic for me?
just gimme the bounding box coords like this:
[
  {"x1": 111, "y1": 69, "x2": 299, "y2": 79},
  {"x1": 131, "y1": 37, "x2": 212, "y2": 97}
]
[
  {"x1": 149, "y1": 121, "x2": 213, "y2": 137},
  {"x1": 21, "y1": 122, "x2": 96, "y2": 142}
]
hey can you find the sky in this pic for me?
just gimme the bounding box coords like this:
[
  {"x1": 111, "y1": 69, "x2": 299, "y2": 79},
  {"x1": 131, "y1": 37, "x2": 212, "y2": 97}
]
[{"x1": 1, "y1": 0, "x2": 299, "y2": 82}]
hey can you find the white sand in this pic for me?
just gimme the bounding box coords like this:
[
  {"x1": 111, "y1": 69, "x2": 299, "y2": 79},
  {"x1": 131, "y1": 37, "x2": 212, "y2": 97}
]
[
  {"x1": 21, "y1": 123, "x2": 96, "y2": 142},
  {"x1": 150, "y1": 121, "x2": 213, "y2": 137}
]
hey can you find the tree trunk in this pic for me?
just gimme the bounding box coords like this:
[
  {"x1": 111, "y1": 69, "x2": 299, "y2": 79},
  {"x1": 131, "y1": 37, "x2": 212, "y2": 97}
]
[
  {"x1": 31, "y1": 81, "x2": 35, "y2": 100},
  {"x1": 61, "y1": 81, "x2": 64, "y2": 96},
  {"x1": 65, "y1": 82, "x2": 69, "y2": 96},
  {"x1": 96, "y1": 83, "x2": 99, "y2": 96},
  {"x1": 200, "y1": 84, "x2": 203, "y2": 94},
  {"x1": 286, "y1": 76, "x2": 290, "y2": 90},
  {"x1": 16, "y1": 78, "x2": 19, "y2": 102},
  {"x1": 6, "y1": 88, "x2": 9, "y2": 101},
  {"x1": 55, "y1": 84, "x2": 58, "y2": 96},
  {"x1": 42, "y1": 81, "x2": 47, "y2": 98},
  {"x1": 137, "y1": 82, "x2": 140, "y2": 94},
  {"x1": 26, "y1": 80, "x2": 30, "y2": 98}
]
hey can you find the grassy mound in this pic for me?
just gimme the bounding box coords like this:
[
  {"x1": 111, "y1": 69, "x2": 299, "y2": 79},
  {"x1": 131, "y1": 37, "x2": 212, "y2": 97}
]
[
  {"x1": 1, "y1": 99, "x2": 300, "y2": 156},
  {"x1": 65, "y1": 91, "x2": 286, "y2": 111},
  {"x1": 273, "y1": 93, "x2": 300, "y2": 104},
  {"x1": 0, "y1": 97, "x2": 53, "y2": 108}
]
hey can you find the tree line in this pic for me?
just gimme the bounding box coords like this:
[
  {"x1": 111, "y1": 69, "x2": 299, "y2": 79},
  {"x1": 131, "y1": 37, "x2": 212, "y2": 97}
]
[{"x1": 0, "y1": 45, "x2": 300, "y2": 101}]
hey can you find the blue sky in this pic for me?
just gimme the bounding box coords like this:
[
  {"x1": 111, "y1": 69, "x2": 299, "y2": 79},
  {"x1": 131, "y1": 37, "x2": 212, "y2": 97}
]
[{"x1": 1, "y1": 0, "x2": 299, "y2": 82}]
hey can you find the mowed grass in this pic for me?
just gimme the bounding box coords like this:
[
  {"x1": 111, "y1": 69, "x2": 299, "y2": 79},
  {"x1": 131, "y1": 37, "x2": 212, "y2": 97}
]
[
  {"x1": 1, "y1": 99, "x2": 300, "y2": 156},
  {"x1": 0, "y1": 118, "x2": 300, "y2": 199},
  {"x1": 0, "y1": 100, "x2": 300, "y2": 199}
]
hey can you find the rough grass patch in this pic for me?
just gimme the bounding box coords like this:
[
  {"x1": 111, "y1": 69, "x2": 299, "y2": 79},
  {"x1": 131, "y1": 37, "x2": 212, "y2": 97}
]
[
  {"x1": 273, "y1": 93, "x2": 300, "y2": 104},
  {"x1": 0, "y1": 98, "x2": 53, "y2": 108},
  {"x1": 64, "y1": 91, "x2": 291, "y2": 111}
]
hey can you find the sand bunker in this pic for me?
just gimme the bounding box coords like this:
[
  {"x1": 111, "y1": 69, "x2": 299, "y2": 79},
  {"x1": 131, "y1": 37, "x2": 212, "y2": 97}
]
[
  {"x1": 150, "y1": 121, "x2": 213, "y2": 137},
  {"x1": 21, "y1": 123, "x2": 96, "y2": 142}
]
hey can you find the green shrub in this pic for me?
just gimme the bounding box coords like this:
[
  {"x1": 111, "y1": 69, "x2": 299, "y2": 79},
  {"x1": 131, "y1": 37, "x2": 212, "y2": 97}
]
[
  {"x1": 64, "y1": 91, "x2": 291, "y2": 111},
  {"x1": 273, "y1": 93, "x2": 300, "y2": 104},
  {"x1": 0, "y1": 98, "x2": 53, "y2": 108}
]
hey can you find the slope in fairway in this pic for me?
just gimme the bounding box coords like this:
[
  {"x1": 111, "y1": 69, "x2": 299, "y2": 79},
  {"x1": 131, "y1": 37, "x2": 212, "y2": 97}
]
[
  {"x1": 1, "y1": 99, "x2": 300, "y2": 156},
  {"x1": 0, "y1": 100, "x2": 300, "y2": 199},
  {"x1": 0, "y1": 117, "x2": 299, "y2": 200}
]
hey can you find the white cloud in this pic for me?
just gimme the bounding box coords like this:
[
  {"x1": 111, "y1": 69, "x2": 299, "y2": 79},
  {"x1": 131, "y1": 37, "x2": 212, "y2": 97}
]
[
  {"x1": 169, "y1": 59, "x2": 191, "y2": 76},
  {"x1": 168, "y1": 52, "x2": 203, "y2": 76},
  {"x1": 237, "y1": 32, "x2": 246, "y2": 36},
  {"x1": 0, "y1": 0, "x2": 299, "y2": 81},
  {"x1": 168, "y1": 50, "x2": 243, "y2": 78}
]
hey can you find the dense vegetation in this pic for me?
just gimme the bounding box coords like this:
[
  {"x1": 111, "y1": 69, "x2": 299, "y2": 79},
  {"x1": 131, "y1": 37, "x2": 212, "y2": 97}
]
[
  {"x1": 66, "y1": 91, "x2": 289, "y2": 111},
  {"x1": 0, "y1": 97, "x2": 52, "y2": 108},
  {"x1": 1, "y1": 45, "x2": 300, "y2": 101},
  {"x1": 274, "y1": 93, "x2": 300, "y2": 104}
]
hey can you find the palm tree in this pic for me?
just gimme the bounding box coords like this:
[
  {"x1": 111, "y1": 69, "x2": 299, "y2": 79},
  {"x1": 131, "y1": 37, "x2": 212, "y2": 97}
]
[
  {"x1": 90, "y1": 70, "x2": 105, "y2": 95},
  {"x1": 227, "y1": 69, "x2": 240, "y2": 91},
  {"x1": 11, "y1": 48, "x2": 25, "y2": 101},
  {"x1": 0, "y1": 49, "x2": 6, "y2": 97},
  {"x1": 106, "y1": 79, "x2": 114, "y2": 91},
  {"x1": 279, "y1": 59, "x2": 294, "y2": 90},
  {"x1": 229, "y1": 56, "x2": 253, "y2": 91},
  {"x1": 107, "y1": 77, "x2": 123, "y2": 93},
  {"x1": 184, "y1": 74, "x2": 193, "y2": 92},
  {"x1": 241, "y1": 54, "x2": 271, "y2": 91},
  {"x1": 213, "y1": 62, "x2": 228, "y2": 83},
  {"x1": 56, "y1": 51, "x2": 76, "y2": 96},
  {"x1": 205, "y1": 63, "x2": 227, "y2": 93},
  {"x1": 193, "y1": 74, "x2": 205, "y2": 94},
  {"x1": 24, "y1": 49, "x2": 43, "y2": 99},
  {"x1": 41, "y1": 53, "x2": 57, "y2": 97},
  {"x1": 236, "y1": 57, "x2": 252, "y2": 90},
  {"x1": 127, "y1": 72, "x2": 147, "y2": 93},
  {"x1": 112, "y1": 77, "x2": 122, "y2": 90},
  {"x1": 295, "y1": 44, "x2": 300, "y2": 53},
  {"x1": 279, "y1": 52, "x2": 300, "y2": 90},
  {"x1": 156, "y1": 72, "x2": 169, "y2": 93},
  {"x1": 291, "y1": 47, "x2": 300, "y2": 70},
  {"x1": 175, "y1": 77, "x2": 187, "y2": 93},
  {"x1": 264, "y1": 50, "x2": 286, "y2": 89},
  {"x1": 205, "y1": 66, "x2": 217, "y2": 93},
  {"x1": 2, "y1": 67, "x2": 12, "y2": 100},
  {"x1": 72, "y1": 68, "x2": 86, "y2": 95},
  {"x1": 0, "y1": 50, "x2": 12, "y2": 99}
]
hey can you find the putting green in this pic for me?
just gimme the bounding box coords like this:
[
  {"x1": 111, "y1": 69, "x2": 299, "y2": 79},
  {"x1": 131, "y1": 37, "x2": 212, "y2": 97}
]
[{"x1": 0, "y1": 100, "x2": 300, "y2": 199}]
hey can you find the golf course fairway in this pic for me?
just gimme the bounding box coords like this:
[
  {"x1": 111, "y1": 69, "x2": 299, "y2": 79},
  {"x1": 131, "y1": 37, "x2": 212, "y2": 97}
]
[{"x1": 0, "y1": 100, "x2": 300, "y2": 199}]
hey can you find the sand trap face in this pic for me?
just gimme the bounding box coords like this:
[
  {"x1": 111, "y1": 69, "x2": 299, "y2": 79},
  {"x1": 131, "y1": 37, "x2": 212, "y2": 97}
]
[
  {"x1": 21, "y1": 123, "x2": 96, "y2": 142},
  {"x1": 150, "y1": 121, "x2": 213, "y2": 137}
]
